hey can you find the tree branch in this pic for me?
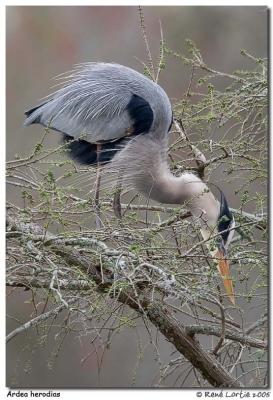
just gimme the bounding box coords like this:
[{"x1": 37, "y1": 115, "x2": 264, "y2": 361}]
[
  {"x1": 6, "y1": 298, "x2": 78, "y2": 343},
  {"x1": 6, "y1": 211, "x2": 246, "y2": 387},
  {"x1": 185, "y1": 325, "x2": 267, "y2": 350}
]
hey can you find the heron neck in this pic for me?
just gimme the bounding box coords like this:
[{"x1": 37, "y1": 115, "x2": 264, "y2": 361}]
[
  {"x1": 147, "y1": 172, "x2": 191, "y2": 204},
  {"x1": 146, "y1": 170, "x2": 219, "y2": 225},
  {"x1": 112, "y1": 132, "x2": 219, "y2": 224}
]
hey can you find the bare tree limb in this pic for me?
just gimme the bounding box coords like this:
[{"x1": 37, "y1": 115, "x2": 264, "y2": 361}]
[
  {"x1": 185, "y1": 325, "x2": 267, "y2": 350},
  {"x1": 6, "y1": 212, "x2": 247, "y2": 387},
  {"x1": 6, "y1": 298, "x2": 78, "y2": 343}
]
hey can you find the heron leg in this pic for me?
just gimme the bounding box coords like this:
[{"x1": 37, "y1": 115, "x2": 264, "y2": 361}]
[
  {"x1": 113, "y1": 178, "x2": 122, "y2": 219},
  {"x1": 94, "y1": 144, "x2": 103, "y2": 229}
]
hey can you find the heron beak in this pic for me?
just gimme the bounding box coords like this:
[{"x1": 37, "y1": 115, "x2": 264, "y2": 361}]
[
  {"x1": 200, "y1": 229, "x2": 235, "y2": 304},
  {"x1": 215, "y1": 248, "x2": 235, "y2": 305}
]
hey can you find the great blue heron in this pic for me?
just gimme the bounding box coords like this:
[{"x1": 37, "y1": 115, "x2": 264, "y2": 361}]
[{"x1": 24, "y1": 62, "x2": 235, "y2": 303}]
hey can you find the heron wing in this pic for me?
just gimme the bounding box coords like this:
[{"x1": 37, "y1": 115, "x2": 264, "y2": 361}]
[{"x1": 24, "y1": 63, "x2": 154, "y2": 143}]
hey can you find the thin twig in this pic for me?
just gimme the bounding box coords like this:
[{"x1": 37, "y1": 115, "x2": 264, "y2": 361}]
[
  {"x1": 6, "y1": 299, "x2": 77, "y2": 343},
  {"x1": 138, "y1": 6, "x2": 155, "y2": 81},
  {"x1": 213, "y1": 290, "x2": 226, "y2": 355}
]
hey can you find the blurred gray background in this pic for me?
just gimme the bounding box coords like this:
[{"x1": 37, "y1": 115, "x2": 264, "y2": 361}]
[{"x1": 6, "y1": 6, "x2": 268, "y2": 388}]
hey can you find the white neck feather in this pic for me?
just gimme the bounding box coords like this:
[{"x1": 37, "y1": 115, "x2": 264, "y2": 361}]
[
  {"x1": 142, "y1": 169, "x2": 220, "y2": 226},
  {"x1": 111, "y1": 132, "x2": 220, "y2": 227}
]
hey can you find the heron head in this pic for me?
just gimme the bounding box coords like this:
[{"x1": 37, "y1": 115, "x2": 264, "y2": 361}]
[
  {"x1": 214, "y1": 190, "x2": 235, "y2": 304},
  {"x1": 200, "y1": 188, "x2": 235, "y2": 304},
  {"x1": 217, "y1": 189, "x2": 235, "y2": 255}
]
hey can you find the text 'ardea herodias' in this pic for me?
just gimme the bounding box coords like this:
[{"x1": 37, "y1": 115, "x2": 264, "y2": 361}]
[{"x1": 24, "y1": 62, "x2": 236, "y2": 303}]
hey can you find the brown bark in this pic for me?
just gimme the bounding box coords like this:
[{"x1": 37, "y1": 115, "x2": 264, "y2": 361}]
[{"x1": 6, "y1": 212, "x2": 243, "y2": 387}]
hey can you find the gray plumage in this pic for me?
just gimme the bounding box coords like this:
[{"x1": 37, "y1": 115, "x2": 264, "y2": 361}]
[
  {"x1": 24, "y1": 62, "x2": 172, "y2": 142},
  {"x1": 24, "y1": 61, "x2": 236, "y2": 302},
  {"x1": 24, "y1": 62, "x2": 225, "y2": 225}
]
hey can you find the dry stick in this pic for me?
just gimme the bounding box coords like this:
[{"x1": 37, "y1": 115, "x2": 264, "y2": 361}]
[
  {"x1": 6, "y1": 276, "x2": 266, "y2": 350},
  {"x1": 113, "y1": 175, "x2": 122, "y2": 219},
  {"x1": 229, "y1": 346, "x2": 244, "y2": 375},
  {"x1": 121, "y1": 296, "x2": 243, "y2": 388},
  {"x1": 6, "y1": 298, "x2": 77, "y2": 343},
  {"x1": 213, "y1": 289, "x2": 226, "y2": 356},
  {"x1": 6, "y1": 214, "x2": 244, "y2": 387},
  {"x1": 245, "y1": 314, "x2": 267, "y2": 335},
  {"x1": 138, "y1": 6, "x2": 155, "y2": 81},
  {"x1": 184, "y1": 326, "x2": 267, "y2": 350},
  {"x1": 6, "y1": 277, "x2": 92, "y2": 291},
  {"x1": 230, "y1": 208, "x2": 266, "y2": 231},
  {"x1": 30, "y1": 193, "x2": 267, "y2": 230},
  {"x1": 185, "y1": 65, "x2": 195, "y2": 98},
  {"x1": 174, "y1": 119, "x2": 207, "y2": 178},
  {"x1": 155, "y1": 19, "x2": 165, "y2": 83}
]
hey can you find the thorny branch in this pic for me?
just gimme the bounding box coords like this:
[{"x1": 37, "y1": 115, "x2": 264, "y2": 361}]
[
  {"x1": 6, "y1": 210, "x2": 267, "y2": 387},
  {"x1": 6, "y1": 212, "x2": 246, "y2": 387},
  {"x1": 6, "y1": 298, "x2": 78, "y2": 343},
  {"x1": 6, "y1": 42, "x2": 267, "y2": 387}
]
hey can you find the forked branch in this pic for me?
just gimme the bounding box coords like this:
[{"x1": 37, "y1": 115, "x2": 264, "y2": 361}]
[{"x1": 6, "y1": 211, "x2": 247, "y2": 388}]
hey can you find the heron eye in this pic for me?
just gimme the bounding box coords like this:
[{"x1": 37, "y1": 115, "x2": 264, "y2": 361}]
[
  {"x1": 219, "y1": 215, "x2": 231, "y2": 224},
  {"x1": 218, "y1": 214, "x2": 233, "y2": 244}
]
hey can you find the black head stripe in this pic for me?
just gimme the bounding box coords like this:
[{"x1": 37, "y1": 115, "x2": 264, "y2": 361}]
[
  {"x1": 217, "y1": 189, "x2": 233, "y2": 243},
  {"x1": 219, "y1": 189, "x2": 233, "y2": 220},
  {"x1": 207, "y1": 183, "x2": 233, "y2": 244},
  {"x1": 218, "y1": 217, "x2": 232, "y2": 243}
]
